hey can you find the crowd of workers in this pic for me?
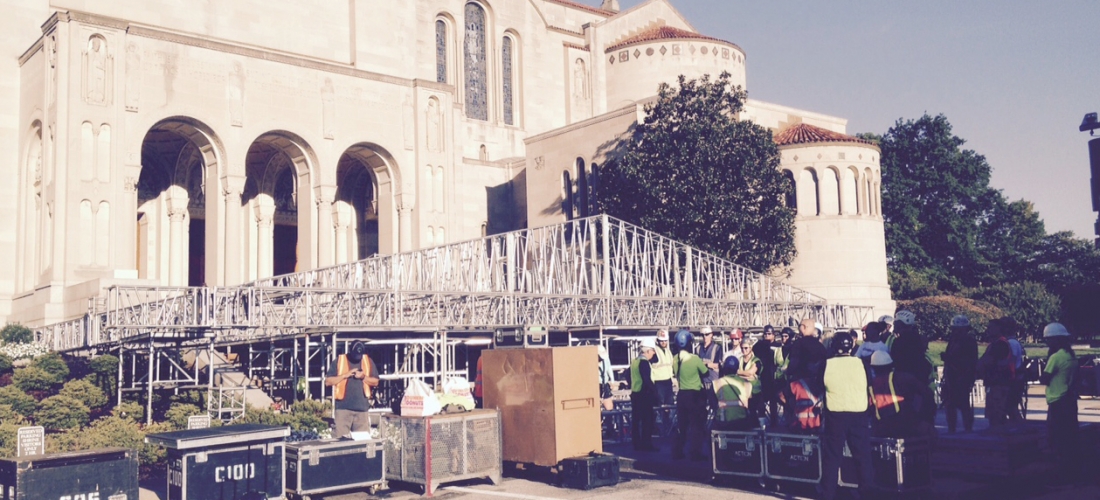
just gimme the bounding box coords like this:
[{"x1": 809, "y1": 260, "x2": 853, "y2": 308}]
[{"x1": 623, "y1": 312, "x2": 1082, "y2": 496}]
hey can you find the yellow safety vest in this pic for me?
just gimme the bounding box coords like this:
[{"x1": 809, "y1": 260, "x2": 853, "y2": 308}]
[
  {"x1": 333, "y1": 355, "x2": 371, "y2": 400},
  {"x1": 652, "y1": 346, "x2": 674, "y2": 381},
  {"x1": 824, "y1": 357, "x2": 868, "y2": 412},
  {"x1": 713, "y1": 375, "x2": 752, "y2": 423}
]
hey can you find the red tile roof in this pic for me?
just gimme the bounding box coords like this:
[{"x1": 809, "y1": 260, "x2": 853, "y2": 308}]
[
  {"x1": 605, "y1": 25, "x2": 729, "y2": 53},
  {"x1": 773, "y1": 123, "x2": 874, "y2": 147},
  {"x1": 544, "y1": 0, "x2": 614, "y2": 17}
]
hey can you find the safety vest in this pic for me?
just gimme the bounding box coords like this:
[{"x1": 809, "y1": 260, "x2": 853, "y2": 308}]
[
  {"x1": 333, "y1": 354, "x2": 371, "y2": 400},
  {"x1": 740, "y1": 355, "x2": 763, "y2": 394},
  {"x1": 789, "y1": 379, "x2": 822, "y2": 429},
  {"x1": 870, "y1": 371, "x2": 903, "y2": 420},
  {"x1": 474, "y1": 356, "x2": 483, "y2": 399},
  {"x1": 713, "y1": 375, "x2": 752, "y2": 424},
  {"x1": 885, "y1": 332, "x2": 897, "y2": 352},
  {"x1": 630, "y1": 356, "x2": 647, "y2": 393},
  {"x1": 652, "y1": 346, "x2": 674, "y2": 381},
  {"x1": 774, "y1": 347, "x2": 788, "y2": 381},
  {"x1": 824, "y1": 357, "x2": 869, "y2": 413}
]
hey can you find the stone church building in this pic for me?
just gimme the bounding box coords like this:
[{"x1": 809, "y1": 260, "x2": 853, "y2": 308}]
[{"x1": 0, "y1": 0, "x2": 893, "y2": 326}]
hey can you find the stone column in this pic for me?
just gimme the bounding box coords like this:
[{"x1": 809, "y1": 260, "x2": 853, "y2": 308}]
[
  {"x1": 119, "y1": 174, "x2": 140, "y2": 273},
  {"x1": 255, "y1": 199, "x2": 276, "y2": 279},
  {"x1": 333, "y1": 202, "x2": 354, "y2": 264},
  {"x1": 397, "y1": 195, "x2": 414, "y2": 252},
  {"x1": 167, "y1": 204, "x2": 187, "y2": 286},
  {"x1": 315, "y1": 185, "x2": 336, "y2": 268},
  {"x1": 222, "y1": 176, "x2": 246, "y2": 285}
]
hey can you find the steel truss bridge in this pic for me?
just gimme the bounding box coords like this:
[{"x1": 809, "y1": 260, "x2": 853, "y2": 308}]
[{"x1": 32, "y1": 215, "x2": 874, "y2": 421}]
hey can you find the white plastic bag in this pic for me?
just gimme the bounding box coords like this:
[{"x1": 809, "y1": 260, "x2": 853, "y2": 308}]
[
  {"x1": 439, "y1": 377, "x2": 475, "y2": 411},
  {"x1": 400, "y1": 379, "x2": 442, "y2": 417}
]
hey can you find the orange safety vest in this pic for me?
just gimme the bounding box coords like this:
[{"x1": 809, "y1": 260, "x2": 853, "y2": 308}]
[
  {"x1": 870, "y1": 371, "x2": 903, "y2": 420},
  {"x1": 474, "y1": 356, "x2": 484, "y2": 398},
  {"x1": 790, "y1": 379, "x2": 822, "y2": 430},
  {"x1": 333, "y1": 354, "x2": 371, "y2": 400}
]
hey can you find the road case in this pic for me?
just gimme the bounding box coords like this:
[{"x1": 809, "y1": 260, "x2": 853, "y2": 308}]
[
  {"x1": 382, "y1": 409, "x2": 502, "y2": 496},
  {"x1": 0, "y1": 447, "x2": 138, "y2": 500},
  {"x1": 934, "y1": 427, "x2": 1040, "y2": 477},
  {"x1": 492, "y1": 326, "x2": 549, "y2": 349},
  {"x1": 839, "y1": 437, "x2": 931, "y2": 492},
  {"x1": 146, "y1": 424, "x2": 289, "y2": 500},
  {"x1": 712, "y1": 430, "x2": 765, "y2": 478},
  {"x1": 559, "y1": 453, "x2": 620, "y2": 490},
  {"x1": 285, "y1": 439, "x2": 385, "y2": 499},
  {"x1": 763, "y1": 432, "x2": 821, "y2": 484}
]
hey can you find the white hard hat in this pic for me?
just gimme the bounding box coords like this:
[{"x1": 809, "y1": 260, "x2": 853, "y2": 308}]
[
  {"x1": 878, "y1": 315, "x2": 895, "y2": 325},
  {"x1": 640, "y1": 338, "x2": 657, "y2": 350},
  {"x1": 951, "y1": 315, "x2": 970, "y2": 328},
  {"x1": 870, "y1": 350, "x2": 894, "y2": 367},
  {"x1": 1043, "y1": 323, "x2": 1070, "y2": 338},
  {"x1": 597, "y1": 345, "x2": 608, "y2": 358},
  {"x1": 700, "y1": 326, "x2": 713, "y2": 335},
  {"x1": 895, "y1": 310, "x2": 916, "y2": 326},
  {"x1": 814, "y1": 322, "x2": 824, "y2": 333},
  {"x1": 656, "y1": 329, "x2": 669, "y2": 341}
]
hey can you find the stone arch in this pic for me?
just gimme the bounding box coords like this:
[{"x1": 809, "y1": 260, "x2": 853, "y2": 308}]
[
  {"x1": 138, "y1": 116, "x2": 223, "y2": 286},
  {"x1": 864, "y1": 167, "x2": 874, "y2": 216},
  {"x1": 797, "y1": 167, "x2": 818, "y2": 216},
  {"x1": 502, "y1": 29, "x2": 522, "y2": 126},
  {"x1": 463, "y1": 1, "x2": 493, "y2": 121},
  {"x1": 841, "y1": 166, "x2": 859, "y2": 215},
  {"x1": 561, "y1": 170, "x2": 574, "y2": 220},
  {"x1": 782, "y1": 169, "x2": 797, "y2": 211},
  {"x1": 335, "y1": 142, "x2": 401, "y2": 258},
  {"x1": 435, "y1": 13, "x2": 458, "y2": 84},
  {"x1": 820, "y1": 166, "x2": 840, "y2": 215}
]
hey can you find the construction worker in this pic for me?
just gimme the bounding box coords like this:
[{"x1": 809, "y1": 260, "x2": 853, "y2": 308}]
[
  {"x1": 722, "y1": 328, "x2": 744, "y2": 360},
  {"x1": 890, "y1": 310, "x2": 935, "y2": 394},
  {"x1": 942, "y1": 314, "x2": 978, "y2": 433},
  {"x1": 1041, "y1": 322, "x2": 1079, "y2": 484},
  {"x1": 787, "y1": 319, "x2": 827, "y2": 385},
  {"x1": 820, "y1": 332, "x2": 872, "y2": 500},
  {"x1": 737, "y1": 338, "x2": 764, "y2": 417},
  {"x1": 868, "y1": 351, "x2": 935, "y2": 438},
  {"x1": 712, "y1": 356, "x2": 755, "y2": 431},
  {"x1": 671, "y1": 329, "x2": 708, "y2": 461},
  {"x1": 879, "y1": 314, "x2": 896, "y2": 349},
  {"x1": 753, "y1": 325, "x2": 780, "y2": 422},
  {"x1": 651, "y1": 329, "x2": 675, "y2": 406},
  {"x1": 698, "y1": 326, "x2": 724, "y2": 386},
  {"x1": 324, "y1": 341, "x2": 380, "y2": 438},
  {"x1": 630, "y1": 338, "x2": 659, "y2": 452}
]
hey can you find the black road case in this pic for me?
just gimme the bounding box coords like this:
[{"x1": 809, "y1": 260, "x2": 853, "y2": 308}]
[
  {"x1": 285, "y1": 439, "x2": 385, "y2": 499},
  {"x1": 0, "y1": 447, "x2": 137, "y2": 500},
  {"x1": 712, "y1": 430, "x2": 764, "y2": 478},
  {"x1": 840, "y1": 437, "x2": 931, "y2": 492},
  {"x1": 763, "y1": 433, "x2": 822, "y2": 484},
  {"x1": 559, "y1": 453, "x2": 620, "y2": 490},
  {"x1": 146, "y1": 424, "x2": 289, "y2": 500}
]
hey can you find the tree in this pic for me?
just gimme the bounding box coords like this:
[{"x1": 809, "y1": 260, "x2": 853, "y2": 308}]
[
  {"x1": 960, "y1": 282, "x2": 1061, "y2": 338},
  {"x1": 596, "y1": 72, "x2": 796, "y2": 273},
  {"x1": 974, "y1": 196, "x2": 1047, "y2": 285},
  {"x1": 0, "y1": 324, "x2": 33, "y2": 345},
  {"x1": 878, "y1": 114, "x2": 997, "y2": 291}
]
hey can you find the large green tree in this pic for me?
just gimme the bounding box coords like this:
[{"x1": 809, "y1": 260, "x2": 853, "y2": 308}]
[{"x1": 596, "y1": 73, "x2": 796, "y2": 273}]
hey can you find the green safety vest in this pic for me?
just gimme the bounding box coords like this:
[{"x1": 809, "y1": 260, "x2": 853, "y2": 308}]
[
  {"x1": 630, "y1": 357, "x2": 646, "y2": 393},
  {"x1": 713, "y1": 375, "x2": 751, "y2": 424},
  {"x1": 824, "y1": 357, "x2": 869, "y2": 412},
  {"x1": 740, "y1": 355, "x2": 763, "y2": 394},
  {"x1": 652, "y1": 346, "x2": 674, "y2": 381}
]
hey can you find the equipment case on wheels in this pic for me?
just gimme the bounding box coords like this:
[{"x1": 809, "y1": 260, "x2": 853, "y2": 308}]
[
  {"x1": 763, "y1": 433, "x2": 821, "y2": 484},
  {"x1": 146, "y1": 424, "x2": 289, "y2": 500},
  {"x1": 712, "y1": 430, "x2": 765, "y2": 478},
  {"x1": 559, "y1": 453, "x2": 620, "y2": 490},
  {"x1": 0, "y1": 447, "x2": 138, "y2": 500},
  {"x1": 285, "y1": 439, "x2": 385, "y2": 499},
  {"x1": 839, "y1": 437, "x2": 931, "y2": 492}
]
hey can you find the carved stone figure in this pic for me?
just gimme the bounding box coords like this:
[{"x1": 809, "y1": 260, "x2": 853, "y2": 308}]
[{"x1": 83, "y1": 35, "x2": 113, "y2": 105}]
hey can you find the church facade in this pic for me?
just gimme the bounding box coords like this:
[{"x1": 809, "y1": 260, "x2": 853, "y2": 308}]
[{"x1": 0, "y1": 0, "x2": 893, "y2": 326}]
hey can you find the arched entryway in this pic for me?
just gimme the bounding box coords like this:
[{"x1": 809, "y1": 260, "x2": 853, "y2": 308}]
[
  {"x1": 241, "y1": 132, "x2": 314, "y2": 280},
  {"x1": 137, "y1": 119, "x2": 220, "y2": 286},
  {"x1": 332, "y1": 143, "x2": 397, "y2": 262}
]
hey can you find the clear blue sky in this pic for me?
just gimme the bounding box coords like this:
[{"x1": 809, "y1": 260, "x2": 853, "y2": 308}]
[{"x1": 599, "y1": 0, "x2": 1099, "y2": 238}]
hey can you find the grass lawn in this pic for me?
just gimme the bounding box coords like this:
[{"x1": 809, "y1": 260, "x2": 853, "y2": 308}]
[{"x1": 924, "y1": 340, "x2": 1100, "y2": 367}]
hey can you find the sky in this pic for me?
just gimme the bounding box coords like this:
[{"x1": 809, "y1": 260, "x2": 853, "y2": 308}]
[{"x1": 594, "y1": 0, "x2": 1100, "y2": 238}]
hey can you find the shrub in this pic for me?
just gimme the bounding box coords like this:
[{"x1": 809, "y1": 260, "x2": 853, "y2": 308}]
[
  {"x1": 897, "y1": 295, "x2": 1004, "y2": 341},
  {"x1": 59, "y1": 378, "x2": 109, "y2": 409},
  {"x1": 165, "y1": 403, "x2": 206, "y2": 430},
  {"x1": 36, "y1": 395, "x2": 90, "y2": 431},
  {"x1": 0, "y1": 342, "x2": 49, "y2": 360},
  {"x1": 88, "y1": 354, "x2": 119, "y2": 395},
  {"x1": 0, "y1": 386, "x2": 37, "y2": 417},
  {"x1": 0, "y1": 406, "x2": 27, "y2": 458},
  {"x1": 0, "y1": 354, "x2": 12, "y2": 374},
  {"x1": 29, "y1": 352, "x2": 69, "y2": 383},
  {"x1": 235, "y1": 405, "x2": 294, "y2": 428},
  {"x1": 47, "y1": 415, "x2": 172, "y2": 478},
  {"x1": 13, "y1": 367, "x2": 58, "y2": 392},
  {"x1": 112, "y1": 401, "x2": 145, "y2": 423},
  {"x1": 0, "y1": 324, "x2": 34, "y2": 345},
  {"x1": 960, "y1": 282, "x2": 1062, "y2": 339}
]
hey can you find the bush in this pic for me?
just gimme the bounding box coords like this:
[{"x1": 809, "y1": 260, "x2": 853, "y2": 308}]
[
  {"x1": 36, "y1": 395, "x2": 90, "y2": 431},
  {"x1": 0, "y1": 324, "x2": 33, "y2": 345},
  {"x1": 897, "y1": 295, "x2": 1004, "y2": 341},
  {"x1": 112, "y1": 401, "x2": 145, "y2": 423},
  {"x1": 165, "y1": 403, "x2": 206, "y2": 430},
  {"x1": 29, "y1": 352, "x2": 69, "y2": 383},
  {"x1": 0, "y1": 354, "x2": 12, "y2": 374},
  {"x1": 960, "y1": 282, "x2": 1061, "y2": 339},
  {"x1": 13, "y1": 367, "x2": 58, "y2": 392},
  {"x1": 0, "y1": 405, "x2": 27, "y2": 458},
  {"x1": 235, "y1": 405, "x2": 294, "y2": 428},
  {"x1": 0, "y1": 386, "x2": 37, "y2": 417},
  {"x1": 58, "y1": 378, "x2": 109, "y2": 409},
  {"x1": 88, "y1": 354, "x2": 119, "y2": 395},
  {"x1": 0, "y1": 342, "x2": 49, "y2": 360},
  {"x1": 47, "y1": 415, "x2": 172, "y2": 478}
]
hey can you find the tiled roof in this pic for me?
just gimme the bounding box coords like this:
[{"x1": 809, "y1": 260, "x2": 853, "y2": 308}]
[
  {"x1": 773, "y1": 123, "x2": 874, "y2": 147},
  {"x1": 564, "y1": 42, "x2": 590, "y2": 51},
  {"x1": 544, "y1": 0, "x2": 614, "y2": 16},
  {"x1": 606, "y1": 26, "x2": 727, "y2": 53}
]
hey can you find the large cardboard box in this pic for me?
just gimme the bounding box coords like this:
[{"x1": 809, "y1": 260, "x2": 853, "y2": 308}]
[{"x1": 482, "y1": 346, "x2": 602, "y2": 466}]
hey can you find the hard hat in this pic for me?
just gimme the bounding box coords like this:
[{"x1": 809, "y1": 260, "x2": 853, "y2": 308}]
[
  {"x1": 597, "y1": 345, "x2": 609, "y2": 358},
  {"x1": 763, "y1": 324, "x2": 774, "y2": 334},
  {"x1": 656, "y1": 329, "x2": 670, "y2": 341},
  {"x1": 700, "y1": 326, "x2": 713, "y2": 335},
  {"x1": 951, "y1": 315, "x2": 970, "y2": 328},
  {"x1": 895, "y1": 310, "x2": 916, "y2": 326},
  {"x1": 878, "y1": 315, "x2": 895, "y2": 325},
  {"x1": 870, "y1": 350, "x2": 894, "y2": 367},
  {"x1": 740, "y1": 338, "x2": 753, "y2": 349},
  {"x1": 721, "y1": 356, "x2": 740, "y2": 377},
  {"x1": 781, "y1": 327, "x2": 794, "y2": 336},
  {"x1": 1043, "y1": 323, "x2": 1070, "y2": 338},
  {"x1": 814, "y1": 321, "x2": 824, "y2": 333},
  {"x1": 728, "y1": 328, "x2": 743, "y2": 340},
  {"x1": 833, "y1": 331, "x2": 854, "y2": 354},
  {"x1": 674, "y1": 330, "x2": 694, "y2": 351},
  {"x1": 640, "y1": 338, "x2": 657, "y2": 351}
]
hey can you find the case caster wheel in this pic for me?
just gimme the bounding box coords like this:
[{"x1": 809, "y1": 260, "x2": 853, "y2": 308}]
[{"x1": 368, "y1": 485, "x2": 381, "y2": 495}]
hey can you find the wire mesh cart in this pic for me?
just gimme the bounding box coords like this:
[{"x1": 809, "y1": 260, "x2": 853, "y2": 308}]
[{"x1": 381, "y1": 409, "x2": 502, "y2": 496}]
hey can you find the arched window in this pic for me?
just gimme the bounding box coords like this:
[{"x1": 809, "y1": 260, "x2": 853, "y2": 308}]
[
  {"x1": 783, "y1": 170, "x2": 797, "y2": 210},
  {"x1": 502, "y1": 36, "x2": 515, "y2": 125},
  {"x1": 589, "y1": 163, "x2": 600, "y2": 210},
  {"x1": 562, "y1": 170, "x2": 574, "y2": 220},
  {"x1": 435, "y1": 20, "x2": 448, "y2": 83},
  {"x1": 810, "y1": 169, "x2": 821, "y2": 216},
  {"x1": 576, "y1": 158, "x2": 588, "y2": 218},
  {"x1": 464, "y1": 3, "x2": 488, "y2": 120}
]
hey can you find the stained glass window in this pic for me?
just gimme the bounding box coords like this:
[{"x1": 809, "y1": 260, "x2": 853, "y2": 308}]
[
  {"x1": 435, "y1": 20, "x2": 447, "y2": 83},
  {"x1": 502, "y1": 36, "x2": 514, "y2": 125},
  {"x1": 464, "y1": 3, "x2": 488, "y2": 121}
]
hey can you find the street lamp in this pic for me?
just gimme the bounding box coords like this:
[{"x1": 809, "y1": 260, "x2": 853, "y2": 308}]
[{"x1": 1082, "y1": 112, "x2": 1100, "y2": 247}]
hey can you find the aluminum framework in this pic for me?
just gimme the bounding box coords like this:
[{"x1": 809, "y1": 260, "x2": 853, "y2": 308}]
[{"x1": 34, "y1": 215, "x2": 874, "y2": 352}]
